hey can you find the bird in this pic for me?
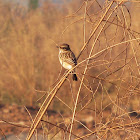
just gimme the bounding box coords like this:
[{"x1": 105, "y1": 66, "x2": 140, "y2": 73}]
[{"x1": 57, "y1": 43, "x2": 78, "y2": 81}]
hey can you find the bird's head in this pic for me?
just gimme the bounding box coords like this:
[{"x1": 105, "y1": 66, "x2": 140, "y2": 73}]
[{"x1": 57, "y1": 43, "x2": 71, "y2": 51}]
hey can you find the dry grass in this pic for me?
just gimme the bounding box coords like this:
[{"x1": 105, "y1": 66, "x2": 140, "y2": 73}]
[{"x1": 0, "y1": 0, "x2": 140, "y2": 140}]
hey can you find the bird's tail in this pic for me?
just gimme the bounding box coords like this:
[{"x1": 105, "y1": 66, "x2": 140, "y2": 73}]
[{"x1": 72, "y1": 74, "x2": 78, "y2": 81}]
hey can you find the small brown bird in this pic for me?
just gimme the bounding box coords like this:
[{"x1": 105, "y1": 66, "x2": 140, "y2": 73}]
[{"x1": 57, "y1": 43, "x2": 78, "y2": 81}]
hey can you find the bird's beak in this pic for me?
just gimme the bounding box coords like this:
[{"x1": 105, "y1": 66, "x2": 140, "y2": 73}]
[{"x1": 56, "y1": 46, "x2": 59, "y2": 48}]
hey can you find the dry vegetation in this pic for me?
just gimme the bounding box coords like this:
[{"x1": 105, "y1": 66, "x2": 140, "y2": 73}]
[{"x1": 0, "y1": 0, "x2": 140, "y2": 140}]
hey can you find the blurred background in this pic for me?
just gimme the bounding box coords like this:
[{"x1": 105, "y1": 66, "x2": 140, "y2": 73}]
[
  {"x1": 0, "y1": 0, "x2": 139, "y2": 105},
  {"x1": 0, "y1": 0, "x2": 139, "y2": 139},
  {"x1": 0, "y1": 0, "x2": 81, "y2": 106}
]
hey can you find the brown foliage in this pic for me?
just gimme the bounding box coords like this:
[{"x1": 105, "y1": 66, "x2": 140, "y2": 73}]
[{"x1": 0, "y1": 0, "x2": 140, "y2": 139}]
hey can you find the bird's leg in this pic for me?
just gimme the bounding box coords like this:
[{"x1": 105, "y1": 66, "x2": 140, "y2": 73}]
[{"x1": 64, "y1": 70, "x2": 69, "y2": 79}]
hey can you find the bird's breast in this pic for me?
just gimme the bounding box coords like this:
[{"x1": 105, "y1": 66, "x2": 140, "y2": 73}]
[{"x1": 59, "y1": 52, "x2": 73, "y2": 70}]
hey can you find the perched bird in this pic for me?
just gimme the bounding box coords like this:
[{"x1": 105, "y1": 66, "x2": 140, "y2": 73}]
[{"x1": 57, "y1": 43, "x2": 78, "y2": 81}]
